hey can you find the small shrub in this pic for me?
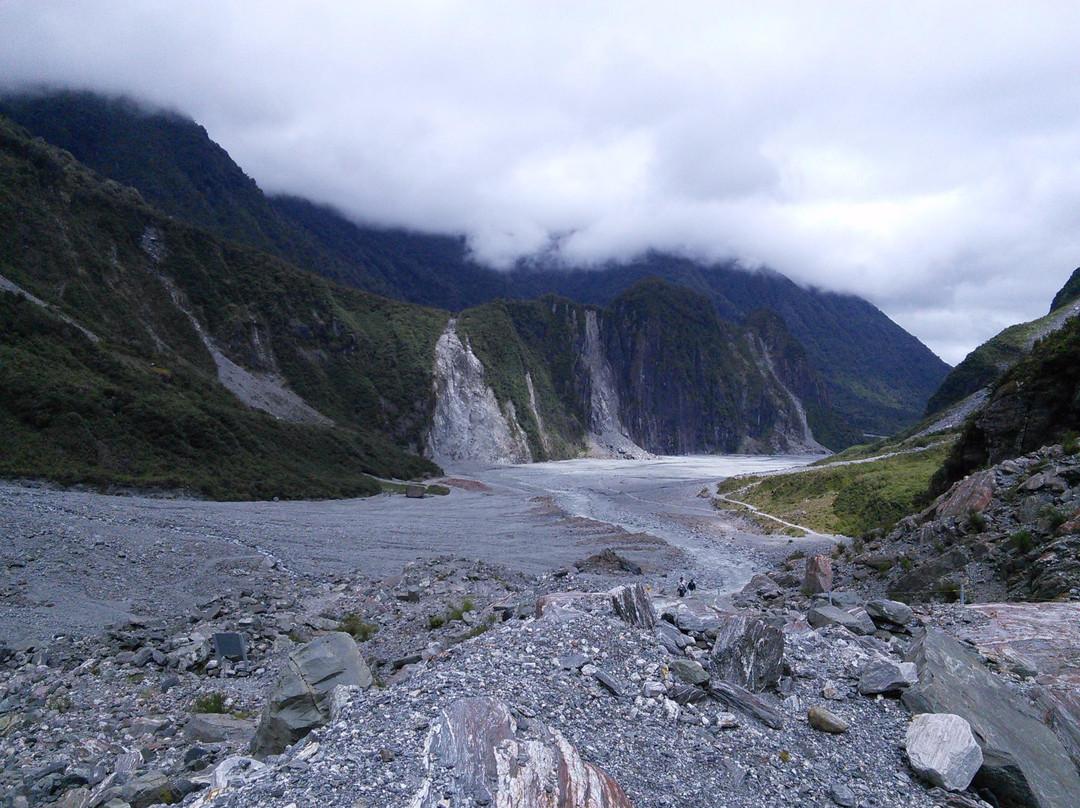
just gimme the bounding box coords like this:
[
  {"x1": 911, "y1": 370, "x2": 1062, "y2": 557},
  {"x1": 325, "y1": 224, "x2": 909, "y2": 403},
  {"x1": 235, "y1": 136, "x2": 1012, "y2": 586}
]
[
  {"x1": 48, "y1": 694, "x2": 73, "y2": 713},
  {"x1": 1063, "y1": 431, "x2": 1079, "y2": 455},
  {"x1": 966, "y1": 510, "x2": 987, "y2": 533},
  {"x1": 447, "y1": 597, "x2": 475, "y2": 622},
  {"x1": 339, "y1": 613, "x2": 379, "y2": 642},
  {"x1": 787, "y1": 549, "x2": 806, "y2": 561},
  {"x1": 876, "y1": 560, "x2": 893, "y2": 577},
  {"x1": 193, "y1": 692, "x2": 228, "y2": 714},
  {"x1": 1010, "y1": 529, "x2": 1034, "y2": 553},
  {"x1": 463, "y1": 617, "x2": 494, "y2": 639},
  {"x1": 1042, "y1": 506, "x2": 1067, "y2": 532},
  {"x1": 899, "y1": 556, "x2": 914, "y2": 571},
  {"x1": 851, "y1": 536, "x2": 866, "y2": 555},
  {"x1": 427, "y1": 615, "x2": 446, "y2": 630},
  {"x1": 936, "y1": 580, "x2": 960, "y2": 603}
]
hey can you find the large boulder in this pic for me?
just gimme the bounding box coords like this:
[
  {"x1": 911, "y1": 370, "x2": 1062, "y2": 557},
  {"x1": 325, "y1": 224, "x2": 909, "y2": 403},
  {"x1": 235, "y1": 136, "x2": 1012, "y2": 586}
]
[
  {"x1": 905, "y1": 713, "x2": 983, "y2": 792},
  {"x1": 662, "y1": 600, "x2": 725, "y2": 637},
  {"x1": 857, "y1": 656, "x2": 918, "y2": 695},
  {"x1": 865, "y1": 599, "x2": 914, "y2": 629},
  {"x1": 802, "y1": 555, "x2": 834, "y2": 595},
  {"x1": 709, "y1": 613, "x2": 784, "y2": 692},
  {"x1": 610, "y1": 583, "x2": 657, "y2": 629},
  {"x1": 807, "y1": 604, "x2": 875, "y2": 636},
  {"x1": 411, "y1": 697, "x2": 632, "y2": 808},
  {"x1": 902, "y1": 628, "x2": 1080, "y2": 808},
  {"x1": 251, "y1": 632, "x2": 373, "y2": 757}
]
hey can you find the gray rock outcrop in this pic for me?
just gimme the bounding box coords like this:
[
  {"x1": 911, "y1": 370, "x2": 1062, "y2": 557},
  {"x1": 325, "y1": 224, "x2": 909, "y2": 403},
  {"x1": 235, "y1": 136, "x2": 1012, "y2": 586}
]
[
  {"x1": 709, "y1": 613, "x2": 784, "y2": 692},
  {"x1": 426, "y1": 319, "x2": 532, "y2": 466},
  {"x1": 807, "y1": 603, "x2": 875, "y2": 636},
  {"x1": 251, "y1": 632, "x2": 373, "y2": 757},
  {"x1": 905, "y1": 713, "x2": 982, "y2": 792},
  {"x1": 902, "y1": 628, "x2": 1080, "y2": 808},
  {"x1": 610, "y1": 583, "x2": 657, "y2": 629}
]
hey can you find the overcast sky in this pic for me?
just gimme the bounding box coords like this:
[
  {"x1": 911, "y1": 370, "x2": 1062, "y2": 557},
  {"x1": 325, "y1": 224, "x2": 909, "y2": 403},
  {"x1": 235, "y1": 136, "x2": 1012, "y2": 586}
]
[{"x1": 3, "y1": 1, "x2": 1080, "y2": 364}]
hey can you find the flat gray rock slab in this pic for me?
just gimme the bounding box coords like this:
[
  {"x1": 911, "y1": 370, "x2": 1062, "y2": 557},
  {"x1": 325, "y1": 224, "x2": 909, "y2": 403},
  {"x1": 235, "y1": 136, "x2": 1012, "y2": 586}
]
[
  {"x1": 903, "y1": 628, "x2": 1080, "y2": 808},
  {"x1": 807, "y1": 604, "x2": 875, "y2": 636}
]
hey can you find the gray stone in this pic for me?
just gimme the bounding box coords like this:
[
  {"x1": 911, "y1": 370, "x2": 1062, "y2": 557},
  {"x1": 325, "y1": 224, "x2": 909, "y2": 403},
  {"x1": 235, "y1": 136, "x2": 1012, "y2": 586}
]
[
  {"x1": 807, "y1": 604, "x2": 876, "y2": 636},
  {"x1": 802, "y1": 554, "x2": 834, "y2": 595},
  {"x1": 559, "y1": 653, "x2": 588, "y2": 670},
  {"x1": 865, "y1": 598, "x2": 914, "y2": 627},
  {"x1": 610, "y1": 583, "x2": 657, "y2": 629},
  {"x1": 829, "y1": 783, "x2": 856, "y2": 807},
  {"x1": 655, "y1": 622, "x2": 694, "y2": 655},
  {"x1": 668, "y1": 683, "x2": 709, "y2": 705},
  {"x1": 251, "y1": 632, "x2": 373, "y2": 757},
  {"x1": 185, "y1": 712, "x2": 256, "y2": 743},
  {"x1": 709, "y1": 612, "x2": 784, "y2": 692},
  {"x1": 857, "y1": 656, "x2": 918, "y2": 695},
  {"x1": 662, "y1": 601, "x2": 724, "y2": 637},
  {"x1": 807, "y1": 705, "x2": 849, "y2": 734},
  {"x1": 739, "y1": 573, "x2": 782, "y2": 600},
  {"x1": 812, "y1": 590, "x2": 863, "y2": 608},
  {"x1": 670, "y1": 658, "x2": 709, "y2": 686},
  {"x1": 905, "y1": 713, "x2": 983, "y2": 792},
  {"x1": 405, "y1": 484, "x2": 425, "y2": 498},
  {"x1": 212, "y1": 632, "x2": 247, "y2": 662},
  {"x1": 903, "y1": 628, "x2": 1080, "y2": 808},
  {"x1": 113, "y1": 770, "x2": 174, "y2": 808},
  {"x1": 706, "y1": 679, "x2": 784, "y2": 730},
  {"x1": 592, "y1": 668, "x2": 625, "y2": 698}
]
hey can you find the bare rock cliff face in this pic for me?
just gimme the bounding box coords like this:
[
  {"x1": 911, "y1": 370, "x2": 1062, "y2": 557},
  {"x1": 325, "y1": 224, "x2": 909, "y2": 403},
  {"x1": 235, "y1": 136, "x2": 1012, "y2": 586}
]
[
  {"x1": 426, "y1": 319, "x2": 531, "y2": 466},
  {"x1": 581, "y1": 310, "x2": 651, "y2": 459}
]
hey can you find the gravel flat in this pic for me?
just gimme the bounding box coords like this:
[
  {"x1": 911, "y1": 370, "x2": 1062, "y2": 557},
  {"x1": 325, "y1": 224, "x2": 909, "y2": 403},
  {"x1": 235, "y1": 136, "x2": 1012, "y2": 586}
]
[{"x1": 0, "y1": 455, "x2": 815, "y2": 646}]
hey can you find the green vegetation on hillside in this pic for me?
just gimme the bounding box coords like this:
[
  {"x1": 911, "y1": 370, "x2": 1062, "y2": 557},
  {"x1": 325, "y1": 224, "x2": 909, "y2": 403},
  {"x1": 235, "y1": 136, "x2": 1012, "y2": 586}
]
[
  {"x1": 0, "y1": 113, "x2": 442, "y2": 498},
  {"x1": 718, "y1": 441, "x2": 952, "y2": 536},
  {"x1": 0, "y1": 292, "x2": 428, "y2": 499},
  {"x1": 1050, "y1": 266, "x2": 1080, "y2": 313},
  {"x1": 933, "y1": 314, "x2": 1080, "y2": 491},
  {"x1": 605, "y1": 278, "x2": 801, "y2": 454}
]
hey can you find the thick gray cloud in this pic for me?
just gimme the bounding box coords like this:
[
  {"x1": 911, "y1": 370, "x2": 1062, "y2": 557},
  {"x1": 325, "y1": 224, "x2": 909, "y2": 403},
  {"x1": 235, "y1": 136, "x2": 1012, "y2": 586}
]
[{"x1": 2, "y1": 1, "x2": 1080, "y2": 363}]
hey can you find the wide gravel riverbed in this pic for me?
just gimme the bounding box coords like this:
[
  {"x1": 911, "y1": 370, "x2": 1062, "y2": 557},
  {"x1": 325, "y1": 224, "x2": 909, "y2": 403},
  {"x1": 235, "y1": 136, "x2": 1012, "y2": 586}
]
[{"x1": 0, "y1": 455, "x2": 819, "y2": 644}]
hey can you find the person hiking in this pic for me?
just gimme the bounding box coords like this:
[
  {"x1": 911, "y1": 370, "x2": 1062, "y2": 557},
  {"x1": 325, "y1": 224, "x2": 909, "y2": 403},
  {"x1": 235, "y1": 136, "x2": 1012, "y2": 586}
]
[
  {"x1": 677, "y1": 576, "x2": 687, "y2": 597},
  {"x1": 687, "y1": 578, "x2": 697, "y2": 594}
]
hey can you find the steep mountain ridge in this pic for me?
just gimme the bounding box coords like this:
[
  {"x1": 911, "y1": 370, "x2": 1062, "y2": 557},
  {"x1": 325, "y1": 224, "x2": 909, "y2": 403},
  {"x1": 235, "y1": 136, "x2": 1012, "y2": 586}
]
[
  {"x1": 0, "y1": 90, "x2": 950, "y2": 443},
  {"x1": 0, "y1": 114, "x2": 444, "y2": 498},
  {"x1": 0, "y1": 112, "x2": 836, "y2": 496},
  {"x1": 925, "y1": 288, "x2": 1080, "y2": 418}
]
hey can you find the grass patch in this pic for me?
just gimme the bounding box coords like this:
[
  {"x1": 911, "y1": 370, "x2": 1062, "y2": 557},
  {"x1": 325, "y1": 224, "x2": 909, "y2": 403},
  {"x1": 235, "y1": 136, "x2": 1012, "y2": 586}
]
[
  {"x1": 192, "y1": 692, "x2": 228, "y2": 714},
  {"x1": 726, "y1": 442, "x2": 952, "y2": 536},
  {"x1": 446, "y1": 597, "x2": 475, "y2": 622},
  {"x1": 339, "y1": 613, "x2": 379, "y2": 642}
]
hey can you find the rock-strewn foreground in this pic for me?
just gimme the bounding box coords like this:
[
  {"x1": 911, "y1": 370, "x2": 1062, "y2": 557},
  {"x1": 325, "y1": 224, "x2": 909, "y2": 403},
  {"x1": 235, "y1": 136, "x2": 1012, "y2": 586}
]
[{"x1": 3, "y1": 544, "x2": 1079, "y2": 808}]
